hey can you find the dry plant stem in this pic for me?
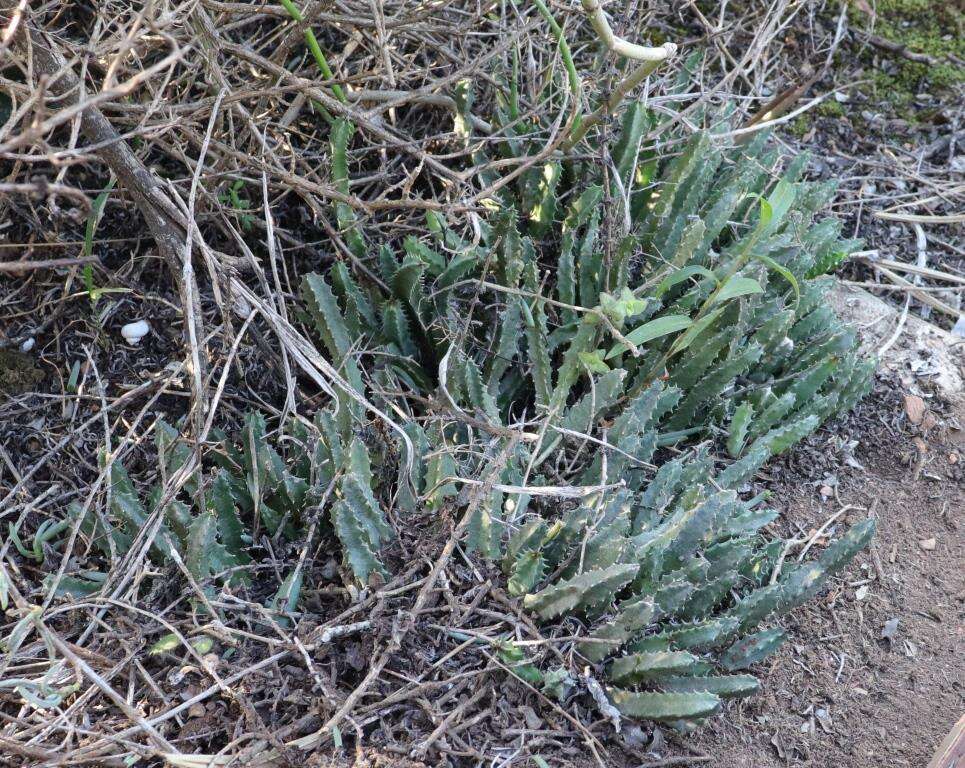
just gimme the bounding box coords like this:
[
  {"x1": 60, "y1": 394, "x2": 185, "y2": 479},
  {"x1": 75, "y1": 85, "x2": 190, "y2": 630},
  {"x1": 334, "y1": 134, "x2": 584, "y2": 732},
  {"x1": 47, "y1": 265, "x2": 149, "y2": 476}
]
[
  {"x1": 219, "y1": 42, "x2": 463, "y2": 186},
  {"x1": 0, "y1": 40, "x2": 186, "y2": 153},
  {"x1": 98, "y1": 597, "x2": 255, "y2": 725},
  {"x1": 845, "y1": 282, "x2": 965, "y2": 293},
  {"x1": 481, "y1": 647, "x2": 607, "y2": 767},
  {"x1": 684, "y1": 0, "x2": 753, "y2": 92},
  {"x1": 409, "y1": 682, "x2": 490, "y2": 758},
  {"x1": 0, "y1": 736, "x2": 58, "y2": 764},
  {"x1": 467, "y1": 95, "x2": 572, "y2": 205},
  {"x1": 41, "y1": 364, "x2": 188, "y2": 610},
  {"x1": 452, "y1": 476, "x2": 626, "y2": 499},
  {"x1": 768, "y1": 536, "x2": 804, "y2": 585},
  {"x1": 871, "y1": 264, "x2": 964, "y2": 319},
  {"x1": 0, "y1": 367, "x2": 183, "y2": 515},
  {"x1": 347, "y1": 88, "x2": 492, "y2": 133},
  {"x1": 37, "y1": 619, "x2": 179, "y2": 755},
  {"x1": 68, "y1": 651, "x2": 291, "y2": 762},
  {"x1": 0, "y1": 254, "x2": 100, "y2": 272},
  {"x1": 0, "y1": 3, "x2": 896, "y2": 764},
  {"x1": 637, "y1": 757, "x2": 711, "y2": 768},
  {"x1": 738, "y1": 75, "x2": 819, "y2": 138},
  {"x1": 647, "y1": 0, "x2": 798, "y2": 143},
  {"x1": 10, "y1": 12, "x2": 417, "y2": 471},
  {"x1": 878, "y1": 293, "x2": 911, "y2": 357},
  {"x1": 874, "y1": 210, "x2": 965, "y2": 225},
  {"x1": 8, "y1": 17, "x2": 187, "y2": 270},
  {"x1": 858, "y1": 258, "x2": 965, "y2": 286},
  {"x1": 860, "y1": 31, "x2": 938, "y2": 66},
  {"x1": 720, "y1": 89, "x2": 853, "y2": 141},
  {"x1": 312, "y1": 450, "x2": 515, "y2": 734},
  {"x1": 180, "y1": 92, "x2": 222, "y2": 443},
  {"x1": 0, "y1": 237, "x2": 137, "y2": 250},
  {"x1": 552, "y1": 425, "x2": 656, "y2": 469},
  {"x1": 0, "y1": 180, "x2": 91, "y2": 211},
  {"x1": 232, "y1": 278, "x2": 416, "y2": 467},
  {"x1": 0, "y1": 0, "x2": 26, "y2": 58},
  {"x1": 797, "y1": 506, "x2": 860, "y2": 563}
]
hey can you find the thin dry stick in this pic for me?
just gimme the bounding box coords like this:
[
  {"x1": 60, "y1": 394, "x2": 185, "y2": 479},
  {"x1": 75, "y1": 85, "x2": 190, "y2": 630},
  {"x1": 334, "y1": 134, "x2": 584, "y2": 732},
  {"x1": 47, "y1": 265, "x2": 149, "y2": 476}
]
[
  {"x1": 874, "y1": 211, "x2": 965, "y2": 225},
  {"x1": 451, "y1": 475, "x2": 626, "y2": 498},
  {"x1": 0, "y1": 181, "x2": 91, "y2": 211},
  {"x1": 861, "y1": 259, "x2": 965, "y2": 286},
  {"x1": 878, "y1": 293, "x2": 911, "y2": 357},
  {"x1": 797, "y1": 505, "x2": 860, "y2": 562},
  {"x1": 160, "y1": 445, "x2": 519, "y2": 767},
  {"x1": 871, "y1": 263, "x2": 963, "y2": 319},
  {"x1": 7, "y1": 18, "x2": 188, "y2": 268},
  {"x1": 0, "y1": 255, "x2": 99, "y2": 271},
  {"x1": 12, "y1": 11, "x2": 420, "y2": 478},
  {"x1": 68, "y1": 651, "x2": 290, "y2": 763},
  {"x1": 181, "y1": 88, "x2": 227, "y2": 446},
  {"x1": 37, "y1": 620, "x2": 179, "y2": 755},
  {"x1": 0, "y1": 368, "x2": 183, "y2": 515}
]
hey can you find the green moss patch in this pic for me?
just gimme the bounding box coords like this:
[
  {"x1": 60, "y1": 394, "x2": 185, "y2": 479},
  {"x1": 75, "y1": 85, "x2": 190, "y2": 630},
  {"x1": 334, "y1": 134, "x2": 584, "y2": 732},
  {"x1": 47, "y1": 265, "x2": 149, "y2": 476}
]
[{"x1": 863, "y1": 0, "x2": 964, "y2": 112}]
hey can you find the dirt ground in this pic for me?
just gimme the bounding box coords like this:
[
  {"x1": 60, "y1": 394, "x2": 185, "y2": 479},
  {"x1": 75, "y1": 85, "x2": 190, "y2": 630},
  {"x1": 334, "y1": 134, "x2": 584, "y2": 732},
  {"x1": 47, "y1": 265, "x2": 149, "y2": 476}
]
[{"x1": 683, "y1": 380, "x2": 964, "y2": 768}]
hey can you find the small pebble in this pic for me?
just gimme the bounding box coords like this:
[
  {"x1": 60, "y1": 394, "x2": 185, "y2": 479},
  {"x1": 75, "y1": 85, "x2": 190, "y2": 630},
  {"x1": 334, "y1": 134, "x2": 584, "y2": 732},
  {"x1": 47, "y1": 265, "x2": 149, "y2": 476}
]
[{"x1": 121, "y1": 319, "x2": 150, "y2": 345}]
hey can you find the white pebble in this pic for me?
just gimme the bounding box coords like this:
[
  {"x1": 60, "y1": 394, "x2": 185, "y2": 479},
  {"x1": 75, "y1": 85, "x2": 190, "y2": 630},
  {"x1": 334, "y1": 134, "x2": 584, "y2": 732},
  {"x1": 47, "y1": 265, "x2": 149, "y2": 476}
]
[{"x1": 121, "y1": 319, "x2": 150, "y2": 345}]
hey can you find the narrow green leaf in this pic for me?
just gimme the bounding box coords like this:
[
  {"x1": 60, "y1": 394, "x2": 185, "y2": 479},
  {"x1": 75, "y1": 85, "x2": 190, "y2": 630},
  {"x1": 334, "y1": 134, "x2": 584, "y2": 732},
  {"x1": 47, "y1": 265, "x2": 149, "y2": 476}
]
[
  {"x1": 605, "y1": 315, "x2": 692, "y2": 359},
  {"x1": 754, "y1": 251, "x2": 800, "y2": 304},
  {"x1": 713, "y1": 276, "x2": 763, "y2": 305},
  {"x1": 655, "y1": 265, "x2": 717, "y2": 298}
]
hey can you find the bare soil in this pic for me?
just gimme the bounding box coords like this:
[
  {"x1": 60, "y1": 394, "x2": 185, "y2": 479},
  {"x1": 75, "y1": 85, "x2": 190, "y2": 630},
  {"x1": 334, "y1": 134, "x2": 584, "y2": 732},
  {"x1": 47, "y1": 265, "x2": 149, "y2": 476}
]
[{"x1": 684, "y1": 381, "x2": 965, "y2": 768}]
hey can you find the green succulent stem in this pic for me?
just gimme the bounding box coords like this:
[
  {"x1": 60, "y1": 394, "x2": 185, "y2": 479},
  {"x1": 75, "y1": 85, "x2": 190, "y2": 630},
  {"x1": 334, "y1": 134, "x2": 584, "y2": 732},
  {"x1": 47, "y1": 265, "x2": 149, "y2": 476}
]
[
  {"x1": 563, "y1": 59, "x2": 663, "y2": 151},
  {"x1": 531, "y1": 0, "x2": 583, "y2": 118},
  {"x1": 278, "y1": 0, "x2": 347, "y2": 107}
]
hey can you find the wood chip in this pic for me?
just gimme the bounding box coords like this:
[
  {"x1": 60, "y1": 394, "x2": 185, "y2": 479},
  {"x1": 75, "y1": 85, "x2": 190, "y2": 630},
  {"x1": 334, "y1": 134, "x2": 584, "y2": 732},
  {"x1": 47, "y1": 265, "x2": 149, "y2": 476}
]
[{"x1": 904, "y1": 394, "x2": 926, "y2": 425}]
